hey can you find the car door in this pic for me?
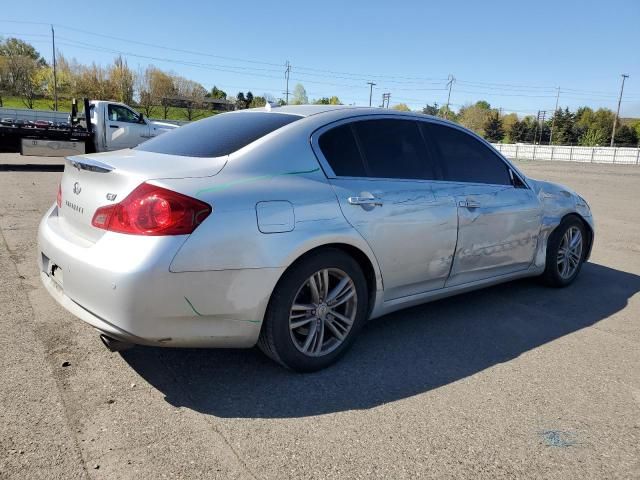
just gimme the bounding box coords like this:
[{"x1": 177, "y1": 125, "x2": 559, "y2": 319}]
[
  {"x1": 106, "y1": 104, "x2": 150, "y2": 150},
  {"x1": 421, "y1": 122, "x2": 542, "y2": 287},
  {"x1": 313, "y1": 117, "x2": 458, "y2": 301}
]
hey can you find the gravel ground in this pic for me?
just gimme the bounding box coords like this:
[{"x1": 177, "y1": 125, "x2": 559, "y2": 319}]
[{"x1": 0, "y1": 155, "x2": 639, "y2": 479}]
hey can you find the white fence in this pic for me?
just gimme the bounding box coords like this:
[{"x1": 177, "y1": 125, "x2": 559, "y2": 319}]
[{"x1": 492, "y1": 143, "x2": 640, "y2": 165}]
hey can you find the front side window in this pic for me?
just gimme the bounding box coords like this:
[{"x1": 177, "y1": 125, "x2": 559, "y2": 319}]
[
  {"x1": 422, "y1": 123, "x2": 511, "y2": 185},
  {"x1": 108, "y1": 105, "x2": 140, "y2": 123},
  {"x1": 136, "y1": 112, "x2": 301, "y2": 157}
]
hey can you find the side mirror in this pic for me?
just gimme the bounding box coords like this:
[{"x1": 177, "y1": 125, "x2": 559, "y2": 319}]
[{"x1": 138, "y1": 113, "x2": 145, "y2": 124}]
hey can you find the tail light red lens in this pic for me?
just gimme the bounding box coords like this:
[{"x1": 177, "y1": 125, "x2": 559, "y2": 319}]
[
  {"x1": 91, "y1": 183, "x2": 211, "y2": 236},
  {"x1": 56, "y1": 183, "x2": 62, "y2": 208}
]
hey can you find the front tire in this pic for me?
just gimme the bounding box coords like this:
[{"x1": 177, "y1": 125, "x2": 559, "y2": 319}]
[
  {"x1": 258, "y1": 248, "x2": 368, "y2": 372},
  {"x1": 541, "y1": 217, "x2": 587, "y2": 287}
]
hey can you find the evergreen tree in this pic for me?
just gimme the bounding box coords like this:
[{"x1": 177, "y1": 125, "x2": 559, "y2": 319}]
[
  {"x1": 483, "y1": 113, "x2": 505, "y2": 142},
  {"x1": 614, "y1": 125, "x2": 638, "y2": 146}
]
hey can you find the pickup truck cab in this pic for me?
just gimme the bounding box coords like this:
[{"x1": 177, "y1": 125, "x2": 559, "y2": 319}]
[{"x1": 86, "y1": 101, "x2": 178, "y2": 151}]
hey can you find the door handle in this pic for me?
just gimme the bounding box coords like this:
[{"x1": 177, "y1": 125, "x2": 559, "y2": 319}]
[
  {"x1": 109, "y1": 125, "x2": 119, "y2": 129},
  {"x1": 348, "y1": 196, "x2": 383, "y2": 207},
  {"x1": 459, "y1": 199, "x2": 481, "y2": 208}
]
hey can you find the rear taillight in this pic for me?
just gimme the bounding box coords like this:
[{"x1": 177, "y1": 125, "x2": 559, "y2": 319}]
[
  {"x1": 91, "y1": 182, "x2": 211, "y2": 236},
  {"x1": 56, "y1": 183, "x2": 62, "y2": 208}
]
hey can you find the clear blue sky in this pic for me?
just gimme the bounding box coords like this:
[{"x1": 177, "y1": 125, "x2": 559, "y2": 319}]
[{"x1": 2, "y1": 0, "x2": 639, "y2": 117}]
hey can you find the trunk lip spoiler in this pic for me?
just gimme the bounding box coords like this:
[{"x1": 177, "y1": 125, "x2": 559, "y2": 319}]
[{"x1": 67, "y1": 156, "x2": 114, "y2": 173}]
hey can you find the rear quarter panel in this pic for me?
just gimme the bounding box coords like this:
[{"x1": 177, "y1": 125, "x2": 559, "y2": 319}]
[{"x1": 163, "y1": 121, "x2": 382, "y2": 291}]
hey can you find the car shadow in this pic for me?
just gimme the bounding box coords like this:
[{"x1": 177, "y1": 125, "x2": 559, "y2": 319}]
[{"x1": 122, "y1": 262, "x2": 640, "y2": 418}]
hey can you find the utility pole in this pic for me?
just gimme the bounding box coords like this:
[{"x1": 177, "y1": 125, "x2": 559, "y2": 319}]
[
  {"x1": 533, "y1": 110, "x2": 547, "y2": 144},
  {"x1": 367, "y1": 81, "x2": 376, "y2": 107},
  {"x1": 51, "y1": 25, "x2": 58, "y2": 111},
  {"x1": 382, "y1": 93, "x2": 391, "y2": 108},
  {"x1": 611, "y1": 74, "x2": 629, "y2": 147},
  {"x1": 444, "y1": 74, "x2": 455, "y2": 119},
  {"x1": 284, "y1": 61, "x2": 291, "y2": 105},
  {"x1": 549, "y1": 86, "x2": 560, "y2": 145}
]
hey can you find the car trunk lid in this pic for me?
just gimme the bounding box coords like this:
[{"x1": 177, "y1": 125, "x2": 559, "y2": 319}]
[{"x1": 59, "y1": 149, "x2": 226, "y2": 243}]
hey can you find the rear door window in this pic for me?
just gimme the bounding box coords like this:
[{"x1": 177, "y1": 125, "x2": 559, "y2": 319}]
[
  {"x1": 317, "y1": 118, "x2": 437, "y2": 180},
  {"x1": 136, "y1": 112, "x2": 301, "y2": 157},
  {"x1": 352, "y1": 119, "x2": 436, "y2": 180},
  {"x1": 422, "y1": 123, "x2": 511, "y2": 185}
]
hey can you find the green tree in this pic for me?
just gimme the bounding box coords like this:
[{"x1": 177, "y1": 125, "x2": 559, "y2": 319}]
[
  {"x1": 580, "y1": 127, "x2": 607, "y2": 146},
  {"x1": 245, "y1": 91, "x2": 254, "y2": 109},
  {"x1": 502, "y1": 113, "x2": 519, "y2": 142},
  {"x1": 632, "y1": 120, "x2": 640, "y2": 144},
  {"x1": 0, "y1": 37, "x2": 47, "y2": 108},
  {"x1": 438, "y1": 104, "x2": 457, "y2": 121},
  {"x1": 236, "y1": 92, "x2": 246, "y2": 109},
  {"x1": 314, "y1": 96, "x2": 342, "y2": 105},
  {"x1": 209, "y1": 86, "x2": 227, "y2": 99},
  {"x1": 108, "y1": 55, "x2": 134, "y2": 105},
  {"x1": 291, "y1": 83, "x2": 308, "y2": 105},
  {"x1": 458, "y1": 101, "x2": 492, "y2": 136},
  {"x1": 509, "y1": 118, "x2": 537, "y2": 143},
  {"x1": 392, "y1": 103, "x2": 411, "y2": 111},
  {"x1": 483, "y1": 112, "x2": 505, "y2": 142},
  {"x1": 422, "y1": 102, "x2": 439, "y2": 115},
  {"x1": 249, "y1": 95, "x2": 266, "y2": 108},
  {"x1": 614, "y1": 125, "x2": 638, "y2": 146},
  {"x1": 549, "y1": 108, "x2": 578, "y2": 145}
]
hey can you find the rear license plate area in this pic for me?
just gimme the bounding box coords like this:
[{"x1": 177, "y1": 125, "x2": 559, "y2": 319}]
[{"x1": 42, "y1": 253, "x2": 64, "y2": 288}]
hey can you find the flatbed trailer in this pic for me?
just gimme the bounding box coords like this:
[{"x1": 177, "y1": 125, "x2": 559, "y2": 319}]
[{"x1": 0, "y1": 99, "x2": 95, "y2": 155}]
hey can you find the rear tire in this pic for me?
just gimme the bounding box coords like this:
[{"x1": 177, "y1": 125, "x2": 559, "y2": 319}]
[
  {"x1": 540, "y1": 216, "x2": 587, "y2": 287},
  {"x1": 258, "y1": 248, "x2": 368, "y2": 372}
]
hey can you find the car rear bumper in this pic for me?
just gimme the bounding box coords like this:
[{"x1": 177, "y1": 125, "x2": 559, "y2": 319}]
[{"x1": 38, "y1": 205, "x2": 283, "y2": 348}]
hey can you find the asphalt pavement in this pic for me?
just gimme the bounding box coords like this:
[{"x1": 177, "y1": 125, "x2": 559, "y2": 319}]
[{"x1": 0, "y1": 154, "x2": 638, "y2": 479}]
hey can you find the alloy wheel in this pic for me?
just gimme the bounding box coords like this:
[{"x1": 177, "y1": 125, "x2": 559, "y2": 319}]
[
  {"x1": 557, "y1": 226, "x2": 583, "y2": 279},
  {"x1": 289, "y1": 268, "x2": 358, "y2": 357}
]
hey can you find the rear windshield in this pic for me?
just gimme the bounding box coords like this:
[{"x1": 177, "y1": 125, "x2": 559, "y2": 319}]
[{"x1": 135, "y1": 112, "x2": 301, "y2": 157}]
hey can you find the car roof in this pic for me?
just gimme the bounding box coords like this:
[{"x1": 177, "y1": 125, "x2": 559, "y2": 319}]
[{"x1": 240, "y1": 104, "x2": 449, "y2": 123}]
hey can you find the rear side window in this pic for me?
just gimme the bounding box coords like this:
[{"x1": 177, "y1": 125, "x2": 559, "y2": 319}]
[
  {"x1": 422, "y1": 123, "x2": 511, "y2": 185},
  {"x1": 136, "y1": 112, "x2": 301, "y2": 157},
  {"x1": 318, "y1": 124, "x2": 366, "y2": 177},
  {"x1": 353, "y1": 119, "x2": 436, "y2": 180}
]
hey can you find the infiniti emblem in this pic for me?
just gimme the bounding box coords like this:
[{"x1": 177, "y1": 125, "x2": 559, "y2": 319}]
[{"x1": 73, "y1": 182, "x2": 82, "y2": 195}]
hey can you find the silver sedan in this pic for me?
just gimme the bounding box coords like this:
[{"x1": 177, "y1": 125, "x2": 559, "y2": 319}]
[{"x1": 38, "y1": 106, "x2": 594, "y2": 371}]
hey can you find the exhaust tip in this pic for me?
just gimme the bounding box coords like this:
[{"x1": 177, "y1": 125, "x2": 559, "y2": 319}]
[{"x1": 100, "y1": 334, "x2": 134, "y2": 352}]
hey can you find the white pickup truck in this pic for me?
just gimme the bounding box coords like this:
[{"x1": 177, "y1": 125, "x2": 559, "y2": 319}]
[
  {"x1": 3, "y1": 100, "x2": 180, "y2": 156},
  {"x1": 86, "y1": 100, "x2": 179, "y2": 151}
]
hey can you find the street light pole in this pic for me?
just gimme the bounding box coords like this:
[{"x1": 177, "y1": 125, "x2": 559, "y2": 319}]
[{"x1": 611, "y1": 74, "x2": 629, "y2": 147}]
